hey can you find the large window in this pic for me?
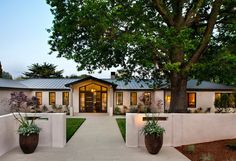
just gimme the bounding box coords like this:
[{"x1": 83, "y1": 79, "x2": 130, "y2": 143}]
[
  {"x1": 187, "y1": 93, "x2": 196, "y2": 108},
  {"x1": 116, "y1": 92, "x2": 123, "y2": 105},
  {"x1": 79, "y1": 83, "x2": 107, "y2": 113},
  {"x1": 49, "y1": 92, "x2": 56, "y2": 105},
  {"x1": 144, "y1": 92, "x2": 151, "y2": 105},
  {"x1": 130, "y1": 92, "x2": 137, "y2": 105},
  {"x1": 62, "y1": 92, "x2": 69, "y2": 105},
  {"x1": 35, "y1": 92, "x2": 42, "y2": 105}
]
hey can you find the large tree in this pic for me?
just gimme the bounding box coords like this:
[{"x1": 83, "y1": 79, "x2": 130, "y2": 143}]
[
  {"x1": 23, "y1": 62, "x2": 63, "y2": 78},
  {"x1": 46, "y1": 0, "x2": 236, "y2": 112}
]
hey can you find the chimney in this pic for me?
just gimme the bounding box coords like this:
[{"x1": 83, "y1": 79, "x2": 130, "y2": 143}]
[{"x1": 111, "y1": 72, "x2": 116, "y2": 79}]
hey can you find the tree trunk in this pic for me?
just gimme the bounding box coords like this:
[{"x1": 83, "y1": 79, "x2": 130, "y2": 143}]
[{"x1": 169, "y1": 73, "x2": 188, "y2": 113}]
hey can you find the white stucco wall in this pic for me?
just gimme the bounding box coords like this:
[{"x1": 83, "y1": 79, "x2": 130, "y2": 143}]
[
  {"x1": 196, "y1": 91, "x2": 215, "y2": 109},
  {"x1": 0, "y1": 90, "x2": 32, "y2": 115},
  {"x1": 0, "y1": 113, "x2": 66, "y2": 156},
  {"x1": 126, "y1": 113, "x2": 236, "y2": 147}
]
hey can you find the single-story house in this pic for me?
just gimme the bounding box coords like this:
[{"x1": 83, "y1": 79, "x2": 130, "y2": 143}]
[{"x1": 0, "y1": 73, "x2": 235, "y2": 115}]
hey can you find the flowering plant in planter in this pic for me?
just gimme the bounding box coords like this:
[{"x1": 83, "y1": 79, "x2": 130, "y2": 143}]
[
  {"x1": 141, "y1": 115, "x2": 165, "y2": 154},
  {"x1": 9, "y1": 92, "x2": 41, "y2": 154}
]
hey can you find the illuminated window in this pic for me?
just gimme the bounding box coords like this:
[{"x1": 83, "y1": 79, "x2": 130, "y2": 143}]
[
  {"x1": 130, "y1": 92, "x2": 137, "y2": 105},
  {"x1": 187, "y1": 93, "x2": 196, "y2": 108},
  {"x1": 144, "y1": 92, "x2": 151, "y2": 105},
  {"x1": 62, "y1": 92, "x2": 69, "y2": 105},
  {"x1": 215, "y1": 93, "x2": 221, "y2": 99},
  {"x1": 49, "y1": 92, "x2": 56, "y2": 105},
  {"x1": 116, "y1": 92, "x2": 123, "y2": 105},
  {"x1": 35, "y1": 92, "x2": 42, "y2": 105}
]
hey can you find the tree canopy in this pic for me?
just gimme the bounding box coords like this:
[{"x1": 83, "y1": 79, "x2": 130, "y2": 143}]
[
  {"x1": 46, "y1": 0, "x2": 236, "y2": 112},
  {"x1": 23, "y1": 62, "x2": 63, "y2": 78}
]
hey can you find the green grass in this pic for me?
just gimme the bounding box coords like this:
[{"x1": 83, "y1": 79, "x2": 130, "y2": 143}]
[
  {"x1": 66, "y1": 118, "x2": 85, "y2": 142},
  {"x1": 116, "y1": 118, "x2": 126, "y2": 141}
]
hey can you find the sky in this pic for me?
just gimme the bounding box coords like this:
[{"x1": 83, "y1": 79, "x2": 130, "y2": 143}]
[{"x1": 0, "y1": 0, "x2": 115, "y2": 79}]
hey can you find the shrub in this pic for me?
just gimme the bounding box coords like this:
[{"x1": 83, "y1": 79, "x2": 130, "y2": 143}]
[
  {"x1": 185, "y1": 144, "x2": 195, "y2": 154},
  {"x1": 114, "y1": 106, "x2": 121, "y2": 115},
  {"x1": 129, "y1": 106, "x2": 138, "y2": 113},
  {"x1": 199, "y1": 153, "x2": 214, "y2": 161}
]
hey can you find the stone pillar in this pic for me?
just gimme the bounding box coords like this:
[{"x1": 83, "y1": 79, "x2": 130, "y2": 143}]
[{"x1": 108, "y1": 87, "x2": 114, "y2": 116}]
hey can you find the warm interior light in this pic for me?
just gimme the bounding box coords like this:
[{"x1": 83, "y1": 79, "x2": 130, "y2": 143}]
[
  {"x1": 166, "y1": 96, "x2": 171, "y2": 103},
  {"x1": 91, "y1": 89, "x2": 96, "y2": 92}
]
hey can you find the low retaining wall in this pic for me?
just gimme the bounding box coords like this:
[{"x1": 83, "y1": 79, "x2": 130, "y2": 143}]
[
  {"x1": 0, "y1": 113, "x2": 66, "y2": 156},
  {"x1": 126, "y1": 113, "x2": 236, "y2": 147}
]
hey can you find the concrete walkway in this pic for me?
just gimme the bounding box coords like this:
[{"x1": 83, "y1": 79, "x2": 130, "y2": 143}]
[{"x1": 0, "y1": 116, "x2": 190, "y2": 161}]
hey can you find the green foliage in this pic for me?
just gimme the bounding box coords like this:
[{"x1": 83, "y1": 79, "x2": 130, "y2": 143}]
[
  {"x1": 114, "y1": 106, "x2": 121, "y2": 115},
  {"x1": 23, "y1": 62, "x2": 63, "y2": 78},
  {"x1": 116, "y1": 118, "x2": 126, "y2": 141},
  {"x1": 66, "y1": 118, "x2": 85, "y2": 142},
  {"x1": 129, "y1": 106, "x2": 138, "y2": 113},
  {"x1": 185, "y1": 144, "x2": 195, "y2": 154},
  {"x1": 226, "y1": 142, "x2": 236, "y2": 150},
  {"x1": 2, "y1": 71, "x2": 13, "y2": 79},
  {"x1": 46, "y1": 0, "x2": 236, "y2": 111},
  {"x1": 18, "y1": 123, "x2": 41, "y2": 136},
  {"x1": 141, "y1": 117, "x2": 165, "y2": 136},
  {"x1": 199, "y1": 153, "x2": 214, "y2": 161}
]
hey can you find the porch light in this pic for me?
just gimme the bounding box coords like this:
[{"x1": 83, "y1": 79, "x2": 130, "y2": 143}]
[{"x1": 91, "y1": 89, "x2": 96, "y2": 92}]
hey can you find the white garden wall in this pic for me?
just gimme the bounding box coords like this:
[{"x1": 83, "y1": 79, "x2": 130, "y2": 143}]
[
  {"x1": 0, "y1": 113, "x2": 66, "y2": 156},
  {"x1": 126, "y1": 113, "x2": 236, "y2": 147}
]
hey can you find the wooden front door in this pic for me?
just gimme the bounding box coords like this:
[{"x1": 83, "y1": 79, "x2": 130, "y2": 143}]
[{"x1": 85, "y1": 92, "x2": 93, "y2": 112}]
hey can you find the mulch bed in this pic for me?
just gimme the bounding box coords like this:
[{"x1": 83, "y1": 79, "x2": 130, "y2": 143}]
[{"x1": 176, "y1": 139, "x2": 236, "y2": 161}]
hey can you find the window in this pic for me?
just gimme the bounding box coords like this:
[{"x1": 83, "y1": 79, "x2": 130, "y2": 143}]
[
  {"x1": 187, "y1": 93, "x2": 196, "y2": 108},
  {"x1": 35, "y1": 92, "x2": 42, "y2": 105},
  {"x1": 49, "y1": 92, "x2": 56, "y2": 105},
  {"x1": 130, "y1": 92, "x2": 137, "y2": 105},
  {"x1": 144, "y1": 92, "x2": 151, "y2": 105},
  {"x1": 62, "y1": 92, "x2": 69, "y2": 105},
  {"x1": 116, "y1": 92, "x2": 123, "y2": 105}
]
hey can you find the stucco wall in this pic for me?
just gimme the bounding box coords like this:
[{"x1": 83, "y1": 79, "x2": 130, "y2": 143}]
[
  {"x1": 0, "y1": 90, "x2": 32, "y2": 115},
  {"x1": 0, "y1": 113, "x2": 66, "y2": 156},
  {"x1": 126, "y1": 113, "x2": 236, "y2": 147}
]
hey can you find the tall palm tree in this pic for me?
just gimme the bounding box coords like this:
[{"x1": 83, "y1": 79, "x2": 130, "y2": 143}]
[{"x1": 23, "y1": 62, "x2": 63, "y2": 78}]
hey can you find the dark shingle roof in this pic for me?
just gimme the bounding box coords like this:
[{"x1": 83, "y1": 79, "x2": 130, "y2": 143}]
[{"x1": 0, "y1": 78, "x2": 235, "y2": 91}]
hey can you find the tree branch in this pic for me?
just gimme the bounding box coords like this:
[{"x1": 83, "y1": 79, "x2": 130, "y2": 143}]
[
  {"x1": 185, "y1": 0, "x2": 204, "y2": 26},
  {"x1": 188, "y1": 0, "x2": 223, "y2": 65},
  {"x1": 152, "y1": 0, "x2": 174, "y2": 26}
]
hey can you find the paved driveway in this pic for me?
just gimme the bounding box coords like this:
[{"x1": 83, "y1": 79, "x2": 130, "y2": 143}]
[{"x1": 0, "y1": 116, "x2": 190, "y2": 161}]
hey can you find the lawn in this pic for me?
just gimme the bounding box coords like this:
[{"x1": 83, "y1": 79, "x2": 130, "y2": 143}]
[
  {"x1": 66, "y1": 118, "x2": 85, "y2": 142},
  {"x1": 116, "y1": 118, "x2": 126, "y2": 141}
]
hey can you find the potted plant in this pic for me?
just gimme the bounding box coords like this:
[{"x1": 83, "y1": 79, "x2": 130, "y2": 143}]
[
  {"x1": 141, "y1": 116, "x2": 165, "y2": 154},
  {"x1": 9, "y1": 92, "x2": 41, "y2": 154}
]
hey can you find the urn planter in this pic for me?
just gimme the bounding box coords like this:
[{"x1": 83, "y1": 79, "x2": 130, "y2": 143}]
[
  {"x1": 145, "y1": 134, "x2": 163, "y2": 154},
  {"x1": 19, "y1": 133, "x2": 39, "y2": 154}
]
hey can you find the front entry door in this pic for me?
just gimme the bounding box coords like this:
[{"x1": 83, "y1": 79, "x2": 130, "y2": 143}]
[{"x1": 85, "y1": 92, "x2": 93, "y2": 112}]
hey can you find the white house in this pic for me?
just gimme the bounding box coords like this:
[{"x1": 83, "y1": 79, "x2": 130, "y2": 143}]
[{"x1": 0, "y1": 73, "x2": 235, "y2": 115}]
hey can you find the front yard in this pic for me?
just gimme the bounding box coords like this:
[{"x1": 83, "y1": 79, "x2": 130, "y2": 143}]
[{"x1": 66, "y1": 118, "x2": 85, "y2": 142}]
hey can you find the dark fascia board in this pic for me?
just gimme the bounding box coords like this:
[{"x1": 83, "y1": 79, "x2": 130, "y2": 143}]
[
  {"x1": 115, "y1": 89, "x2": 154, "y2": 91},
  {"x1": 0, "y1": 87, "x2": 70, "y2": 91},
  {"x1": 162, "y1": 88, "x2": 236, "y2": 91},
  {"x1": 65, "y1": 76, "x2": 117, "y2": 88}
]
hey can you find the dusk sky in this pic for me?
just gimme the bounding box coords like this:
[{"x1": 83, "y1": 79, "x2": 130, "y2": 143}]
[{"x1": 0, "y1": 0, "x2": 115, "y2": 79}]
